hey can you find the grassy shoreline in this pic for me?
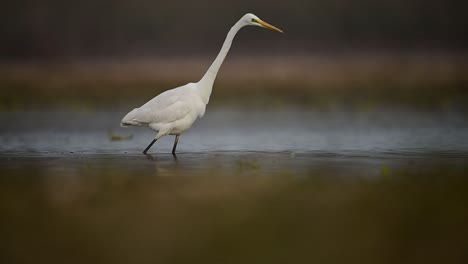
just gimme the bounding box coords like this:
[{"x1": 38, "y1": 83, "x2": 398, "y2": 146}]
[{"x1": 1, "y1": 53, "x2": 467, "y2": 110}]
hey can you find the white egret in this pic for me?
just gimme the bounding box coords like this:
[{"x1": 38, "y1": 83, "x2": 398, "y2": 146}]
[{"x1": 121, "y1": 13, "x2": 283, "y2": 154}]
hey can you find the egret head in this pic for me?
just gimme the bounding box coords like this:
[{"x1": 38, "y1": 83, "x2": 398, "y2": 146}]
[{"x1": 242, "y1": 13, "x2": 284, "y2": 33}]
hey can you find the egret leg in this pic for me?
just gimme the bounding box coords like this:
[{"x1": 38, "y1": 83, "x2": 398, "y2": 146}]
[
  {"x1": 143, "y1": 139, "x2": 157, "y2": 154},
  {"x1": 172, "y1": 135, "x2": 180, "y2": 155}
]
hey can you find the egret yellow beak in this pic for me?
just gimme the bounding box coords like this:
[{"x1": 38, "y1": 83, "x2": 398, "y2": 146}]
[{"x1": 257, "y1": 19, "x2": 284, "y2": 33}]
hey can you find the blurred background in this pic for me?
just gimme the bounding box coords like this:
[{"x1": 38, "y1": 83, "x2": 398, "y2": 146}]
[
  {"x1": 2, "y1": 1, "x2": 468, "y2": 264},
  {"x1": 2, "y1": 0, "x2": 468, "y2": 57},
  {"x1": 1, "y1": 0, "x2": 467, "y2": 110}
]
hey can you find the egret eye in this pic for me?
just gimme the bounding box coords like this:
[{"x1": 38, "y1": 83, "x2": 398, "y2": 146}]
[{"x1": 251, "y1": 19, "x2": 256, "y2": 23}]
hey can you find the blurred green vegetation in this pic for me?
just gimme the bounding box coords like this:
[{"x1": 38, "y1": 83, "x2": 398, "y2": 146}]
[
  {"x1": 1, "y1": 54, "x2": 467, "y2": 111},
  {"x1": 1, "y1": 161, "x2": 467, "y2": 264},
  {"x1": 2, "y1": 1, "x2": 467, "y2": 110},
  {"x1": 108, "y1": 131, "x2": 133, "y2": 141}
]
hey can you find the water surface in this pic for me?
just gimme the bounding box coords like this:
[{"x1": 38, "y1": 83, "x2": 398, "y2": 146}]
[
  {"x1": 2, "y1": 109, "x2": 468, "y2": 176},
  {"x1": 2, "y1": 109, "x2": 468, "y2": 155},
  {"x1": 1, "y1": 109, "x2": 468, "y2": 264}
]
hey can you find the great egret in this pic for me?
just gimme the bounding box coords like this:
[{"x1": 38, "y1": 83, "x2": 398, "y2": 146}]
[{"x1": 121, "y1": 13, "x2": 283, "y2": 154}]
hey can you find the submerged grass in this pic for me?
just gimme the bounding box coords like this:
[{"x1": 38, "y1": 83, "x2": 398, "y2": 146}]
[
  {"x1": 1, "y1": 162, "x2": 467, "y2": 264},
  {"x1": 108, "y1": 131, "x2": 133, "y2": 141}
]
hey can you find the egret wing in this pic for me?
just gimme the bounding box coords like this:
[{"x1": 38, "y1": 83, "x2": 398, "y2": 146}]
[
  {"x1": 148, "y1": 100, "x2": 191, "y2": 124},
  {"x1": 125, "y1": 100, "x2": 191, "y2": 126},
  {"x1": 141, "y1": 88, "x2": 182, "y2": 109}
]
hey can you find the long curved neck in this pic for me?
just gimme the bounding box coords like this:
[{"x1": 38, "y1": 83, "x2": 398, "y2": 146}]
[{"x1": 198, "y1": 20, "x2": 244, "y2": 104}]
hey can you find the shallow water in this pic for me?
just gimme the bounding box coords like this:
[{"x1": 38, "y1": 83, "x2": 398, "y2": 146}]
[
  {"x1": 1, "y1": 109, "x2": 468, "y2": 177},
  {"x1": 1, "y1": 109, "x2": 468, "y2": 264},
  {"x1": 0, "y1": 110, "x2": 463, "y2": 176},
  {"x1": 2, "y1": 109, "x2": 468, "y2": 155}
]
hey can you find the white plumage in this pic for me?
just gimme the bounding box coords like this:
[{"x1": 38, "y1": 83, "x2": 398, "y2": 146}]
[
  {"x1": 122, "y1": 82, "x2": 204, "y2": 137},
  {"x1": 121, "y1": 13, "x2": 283, "y2": 154}
]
